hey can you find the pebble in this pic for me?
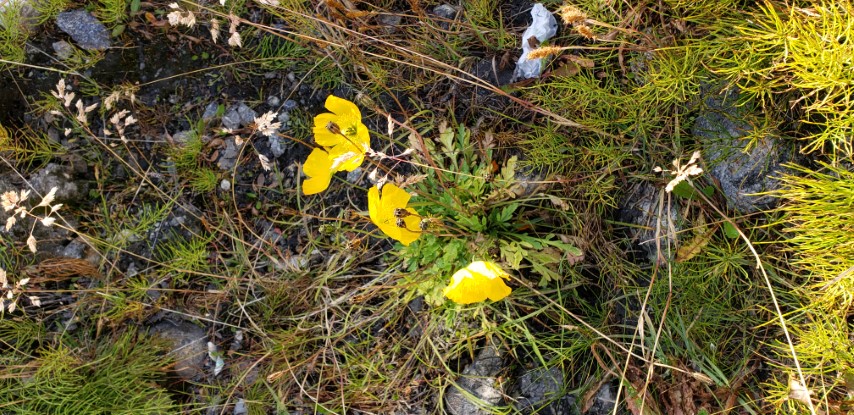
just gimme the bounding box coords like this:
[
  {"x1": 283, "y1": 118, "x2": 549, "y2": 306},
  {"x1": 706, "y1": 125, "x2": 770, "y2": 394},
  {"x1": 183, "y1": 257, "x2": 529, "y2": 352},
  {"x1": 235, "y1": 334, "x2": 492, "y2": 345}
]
[{"x1": 56, "y1": 10, "x2": 111, "y2": 50}]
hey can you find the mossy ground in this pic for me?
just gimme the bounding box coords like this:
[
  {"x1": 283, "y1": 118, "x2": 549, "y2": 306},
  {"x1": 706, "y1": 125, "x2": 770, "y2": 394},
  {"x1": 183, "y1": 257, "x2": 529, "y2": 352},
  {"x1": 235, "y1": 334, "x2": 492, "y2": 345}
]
[{"x1": 1, "y1": 0, "x2": 852, "y2": 414}]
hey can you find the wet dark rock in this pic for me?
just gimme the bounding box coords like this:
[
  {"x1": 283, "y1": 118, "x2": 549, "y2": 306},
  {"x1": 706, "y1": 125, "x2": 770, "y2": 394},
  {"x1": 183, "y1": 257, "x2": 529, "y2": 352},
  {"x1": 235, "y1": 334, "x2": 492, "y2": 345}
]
[
  {"x1": 619, "y1": 182, "x2": 680, "y2": 264},
  {"x1": 508, "y1": 366, "x2": 577, "y2": 415},
  {"x1": 693, "y1": 88, "x2": 793, "y2": 213},
  {"x1": 52, "y1": 40, "x2": 74, "y2": 60},
  {"x1": 149, "y1": 319, "x2": 208, "y2": 381},
  {"x1": 444, "y1": 343, "x2": 506, "y2": 415},
  {"x1": 222, "y1": 102, "x2": 257, "y2": 130},
  {"x1": 56, "y1": 10, "x2": 111, "y2": 51}
]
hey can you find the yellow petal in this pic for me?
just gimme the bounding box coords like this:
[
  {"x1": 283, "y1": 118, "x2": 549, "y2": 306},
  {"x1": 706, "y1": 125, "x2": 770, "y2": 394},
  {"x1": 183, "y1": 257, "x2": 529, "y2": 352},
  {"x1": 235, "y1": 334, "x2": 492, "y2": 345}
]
[
  {"x1": 302, "y1": 148, "x2": 333, "y2": 195},
  {"x1": 327, "y1": 144, "x2": 365, "y2": 172},
  {"x1": 368, "y1": 186, "x2": 381, "y2": 225},
  {"x1": 313, "y1": 113, "x2": 343, "y2": 147},
  {"x1": 324, "y1": 95, "x2": 360, "y2": 118},
  {"x1": 367, "y1": 184, "x2": 422, "y2": 246},
  {"x1": 378, "y1": 182, "x2": 411, "y2": 208},
  {"x1": 443, "y1": 261, "x2": 511, "y2": 304}
]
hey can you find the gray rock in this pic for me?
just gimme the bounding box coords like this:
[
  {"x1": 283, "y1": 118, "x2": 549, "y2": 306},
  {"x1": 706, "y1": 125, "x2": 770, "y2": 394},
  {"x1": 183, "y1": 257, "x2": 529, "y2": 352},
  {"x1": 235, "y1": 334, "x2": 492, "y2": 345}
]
[
  {"x1": 217, "y1": 138, "x2": 239, "y2": 170},
  {"x1": 56, "y1": 10, "x2": 111, "y2": 50},
  {"x1": 444, "y1": 343, "x2": 505, "y2": 415},
  {"x1": 433, "y1": 4, "x2": 460, "y2": 21},
  {"x1": 267, "y1": 134, "x2": 289, "y2": 157},
  {"x1": 584, "y1": 382, "x2": 617, "y2": 415},
  {"x1": 266, "y1": 95, "x2": 280, "y2": 107},
  {"x1": 693, "y1": 88, "x2": 792, "y2": 213},
  {"x1": 28, "y1": 163, "x2": 86, "y2": 204},
  {"x1": 619, "y1": 182, "x2": 680, "y2": 264},
  {"x1": 509, "y1": 367, "x2": 577, "y2": 415},
  {"x1": 52, "y1": 40, "x2": 75, "y2": 60},
  {"x1": 222, "y1": 102, "x2": 257, "y2": 130},
  {"x1": 149, "y1": 319, "x2": 208, "y2": 381},
  {"x1": 202, "y1": 102, "x2": 220, "y2": 121},
  {"x1": 283, "y1": 99, "x2": 298, "y2": 111},
  {"x1": 346, "y1": 167, "x2": 363, "y2": 184}
]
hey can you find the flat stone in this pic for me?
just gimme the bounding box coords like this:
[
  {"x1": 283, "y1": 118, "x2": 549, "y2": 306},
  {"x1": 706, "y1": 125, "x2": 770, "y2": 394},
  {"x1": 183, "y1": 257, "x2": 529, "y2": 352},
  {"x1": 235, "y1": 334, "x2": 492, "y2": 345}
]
[
  {"x1": 52, "y1": 40, "x2": 75, "y2": 60},
  {"x1": 149, "y1": 319, "x2": 208, "y2": 381},
  {"x1": 56, "y1": 10, "x2": 111, "y2": 50}
]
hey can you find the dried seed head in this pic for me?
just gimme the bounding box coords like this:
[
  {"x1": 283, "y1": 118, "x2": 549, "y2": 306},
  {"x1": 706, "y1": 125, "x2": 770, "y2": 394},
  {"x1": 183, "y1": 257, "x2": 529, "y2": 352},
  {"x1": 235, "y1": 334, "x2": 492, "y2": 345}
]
[
  {"x1": 558, "y1": 4, "x2": 587, "y2": 25},
  {"x1": 326, "y1": 121, "x2": 341, "y2": 135},
  {"x1": 527, "y1": 46, "x2": 566, "y2": 60},
  {"x1": 395, "y1": 218, "x2": 407, "y2": 228},
  {"x1": 419, "y1": 219, "x2": 430, "y2": 231},
  {"x1": 575, "y1": 24, "x2": 595, "y2": 40},
  {"x1": 393, "y1": 208, "x2": 411, "y2": 218}
]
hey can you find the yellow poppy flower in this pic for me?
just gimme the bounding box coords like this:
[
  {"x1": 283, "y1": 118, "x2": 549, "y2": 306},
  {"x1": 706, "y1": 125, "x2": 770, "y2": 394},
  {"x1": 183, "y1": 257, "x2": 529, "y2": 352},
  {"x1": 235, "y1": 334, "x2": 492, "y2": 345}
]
[
  {"x1": 367, "y1": 183, "x2": 421, "y2": 246},
  {"x1": 302, "y1": 148, "x2": 333, "y2": 195},
  {"x1": 443, "y1": 261, "x2": 512, "y2": 304},
  {"x1": 312, "y1": 95, "x2": 370, "y2": 172}
]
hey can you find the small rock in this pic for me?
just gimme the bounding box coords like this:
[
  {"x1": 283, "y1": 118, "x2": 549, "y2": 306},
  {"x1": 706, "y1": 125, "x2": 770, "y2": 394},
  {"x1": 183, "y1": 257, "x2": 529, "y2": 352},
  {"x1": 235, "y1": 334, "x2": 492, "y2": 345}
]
[
  {"x1": 52, "y1": 40, "x2": 75, "y2": 60},
  {"x1": 217, "y1": 138, "x2": 239, "y2": 170},
  {"x1": 283, "y1": 99, "x2": 298, "y2": 111},
  {"x1": 509, "y1": 366, "x2": 575, "y2": 415},
  {"x1": 277, "y1": 111, "x2": 291, "y2": 126},
  {"x1": 202, "y1": 102, "x2": 220, "y2": 121},
  {"x1": 619, "y1": 182, "x2": 680, "y2": 264},
  {"x1": 267, "y1": 134, "x2": 289, "y2": 157},
  {"x1": 444, "y1": 343, "x2": 506, "y2": 415},
  {"x1": 149, "y1": 319, "x2": 208, "y2": 381},
  {"x1": 346, "y1": 167, "x2": 363, "y2": 184},
  {"x1": 266, "y1": 95, "x2": 280, "y2": 107},
  {"x1": 584, "y1": 382, "x2": 616, "y2": 415},
  {"x1": 28, "y1": 163, "x2": 86, "y2": 204},
  {"x1": 220, "y1": 179, "x2": 231, "y2": 191},
  {"x1": 433, "y1": 4, "x2": 460, "y2": 21},
  {"x1": 233, "y1": 399, "x2": 248, "y2": 415},
  {"x1": 693, "y1": 87, "x2": 792, "y2": 213},
  {"x1": 171, "y1": 130, "x2": 196, "y2": 145},
  {"x1": 222, "y1": 102, "x2": 258, "y2": 130},
  {"x1": 56, "y1": 10, "x2": 111, "y2": 50},
  {"x1": 377, "y1": 14, "x2": 402, "y2": 33}
]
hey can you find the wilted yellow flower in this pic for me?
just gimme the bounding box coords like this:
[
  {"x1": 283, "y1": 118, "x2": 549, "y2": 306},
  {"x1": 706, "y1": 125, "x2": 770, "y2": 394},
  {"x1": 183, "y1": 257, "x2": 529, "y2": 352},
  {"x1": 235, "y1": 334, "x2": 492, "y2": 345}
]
[
  {"x1": 367, "y1": 183, "x2": 421, "y2": 246},
  {"x1": 443, "y1": 261, "x2": 512, "y2": 304},
  {"x1": 312, "y1": 95, "x2": 370, "y2": 172}
]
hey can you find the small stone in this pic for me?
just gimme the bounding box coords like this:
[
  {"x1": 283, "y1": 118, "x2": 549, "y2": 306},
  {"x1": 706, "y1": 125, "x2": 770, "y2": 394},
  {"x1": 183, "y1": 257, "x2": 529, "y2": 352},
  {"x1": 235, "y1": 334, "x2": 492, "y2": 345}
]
[
  {"x1": 283, "y1": 99, "x2": 298, "y2": 111},
  {"x1": 233, "y1": 399, "x2": 248, "y2": 415},
  {"x1": 202, "y1": 102, "x2": 220, "y2": 121},
  {"x1": 220, "y1": 179, "x2": 231, "y2": 191},
  {"x1": 346, "y1": 167, "x2": 363, "y2": 184},
  {"x1": 149, "y1": 320, "x2": 208, "y2": 381},
  {"x1": 433, "y1": 4, "x2": 460, "y2": 21},
  {"x1": 52, "y1": 40, "x2": 75, "y2": 60},
  {"x1": 267, "y1": 135, "x2": 289, "y2": 157},
  {"x1": 56, "y1": 10, "x2": 111, "y2": 50},
  {"x1": 217, "y1": 138, "x2": 239, "y2": 170},
  {"x1": 222, "y1": 102, "x2": 258, "y2": 130},
  {"x1": 444, "y1": 343, "x2": 505, "y2": 415},
  {"x1": 266, "y1": 95, "x2": 280, "y2": 107},
  {"x1": 619, "y1": 182, "x2": 680, "y2": 264}
]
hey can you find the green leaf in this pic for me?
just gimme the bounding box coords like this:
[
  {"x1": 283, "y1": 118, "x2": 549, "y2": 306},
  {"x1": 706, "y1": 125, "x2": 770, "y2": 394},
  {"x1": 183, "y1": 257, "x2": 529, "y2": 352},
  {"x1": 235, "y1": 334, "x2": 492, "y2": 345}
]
[
  {"x1": 130, "y1": 0, "x2": 141, "y2": 13},
  {"x1": 723, "y1": 222, "x2": 739, "y2": 239},
  {"x1": 671, "y1": 181, "x2": 696, "y2": 199},
  {"x1": 111, "y1": 24, "x2": 126, "y2": 37}
]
